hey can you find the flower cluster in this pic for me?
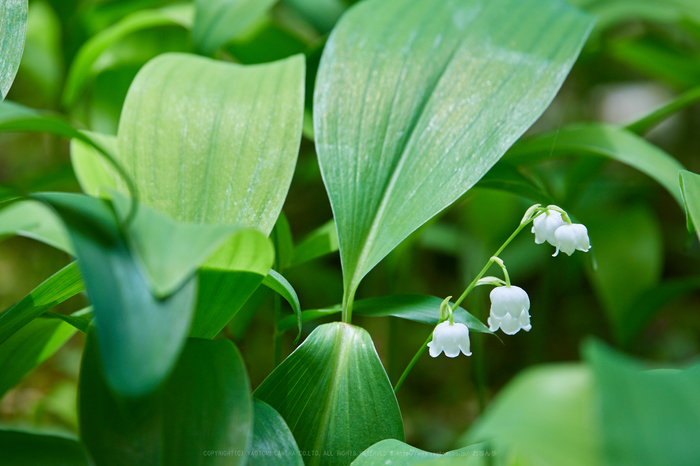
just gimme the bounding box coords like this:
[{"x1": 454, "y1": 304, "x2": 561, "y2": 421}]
[{"x1": 428, "y1": 205, "x2": 591, "y2": 358}]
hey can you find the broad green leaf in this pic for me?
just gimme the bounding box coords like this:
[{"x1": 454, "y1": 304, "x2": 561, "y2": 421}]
[
  {"x1": 192, "y1": 230, "x2": 274, "y2": 338},
  {"x1": 36, "y1": 192, "x2": 197, "y2": 397},
  {"x1": 46, "y1": 306, "x2": 93, "y2": 334},
  {"x1": 0, "y1": 430, "x2": 90, "y2": 466},
  {"x1": 277, "y1": 295, "x2": 490, "y2": 334},
  {"x1": 80, "y1": 331, "x2": 253, "y2": 465},
  {"x1": 70, "y1": 131, "x2": 119, "y2": 196},
  {"x1": 110, "y1": 191, "x2": 250, "y2": 298},
  {"x1": 117, "y1": 52, "x2": 304, "y2": 236},
  {"x1": 584, "y1": 340, "x2": 700, "y2": 465},
  {"x1": 585, "y1": 206, "x2": 663, "y2": 344},
  {"x1": 255, "y1": 322, "x2": 405, "y2": 466},
  {"x1": 352, "y1": 440, "x2": 489, "y2": 465},
  {"x1": 290, "y1": 219, "x2": 339, "y2": 268},
  {"x1": 314, "y1": 0, "x2": 594, "y2": 305},
  {"x1": 192, "y1": 0, "x2": 276, "y2": 55},
  {"x1": 0, "y1": 316, "x2": 76, "y2": 399},
  {"x1": 680, "y1": 170, "x2": 700, "y2": 239},
  {"x1": 262, "y1": 269, "x2": 302, "y2": 339},
  {"x1": 462, "y1": 364, "x2": 603, "y2": 466},
  {"x1": 0, "y1": 0, "x2": 28, "y2": 100},
  {"x1": 250, "y1": 399, "x2": 303, "y2": 466},
  {"x1": 506, "y1": 123, "x2": 686, "y2": 207},
  {"x1": 62, "y1": 4, "x2": 194, "y2": 107},
  {"x1": 0, "y1": 199, "x2": 73, "y2": 253},
  {"x1": 0, "y1": 261, "x2": 83, "y2": 345}
]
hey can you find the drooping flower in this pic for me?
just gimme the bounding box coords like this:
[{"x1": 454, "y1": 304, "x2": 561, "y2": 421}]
[
  {"x1": 427, "y1": 321, "x2": 472, "y2": 357},
  {"x1": 488, "y1": 285, "x2": 531, "y2": 335},
  {"x1": 531, "y1": 209, "x2": 566, "y2": 246},
  {"x1": 552, "y1": 223, "x2": 591, "y2": 257}
]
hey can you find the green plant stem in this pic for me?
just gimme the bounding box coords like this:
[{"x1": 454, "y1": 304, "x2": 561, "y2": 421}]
[
  {"x1": 394, "y1": 332, "x2": 432, "y2": 393},
  {"x1": 341, "y1": 287, "x2": 356, "y2": 324},
  {"x1": 626, "y1": 84, "x2": 700, "y2": 135},
  {"x1": 393, "y1": 215, "x2": 537, "y2": 393}
]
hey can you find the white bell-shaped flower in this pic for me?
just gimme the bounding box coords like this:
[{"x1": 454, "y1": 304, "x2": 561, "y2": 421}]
[
  {"x1": 531, "y1": 210, "x2": 566, "y2": 245},
  {"x1": 552, "y1": 223, "x2": 591, "y2": 257},
  {"x1": 427, "y1": 321, "x2": 472, "y2": 358},
  {"x1": 488, "y1": 285, "x2": 532, "y2": 335}
]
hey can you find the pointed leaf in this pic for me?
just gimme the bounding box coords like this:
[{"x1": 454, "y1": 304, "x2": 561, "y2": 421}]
[
  {"x1": 80, "y1": 331, "x2": 253, "y2": 465},
  {"x1": 117, "y1": 52, "x2": 304, "y2": 236},
  {"x1": 36, "y1": 192, "x2": 197, "y2": 397},
  {"x1": 193, "y1": 0, "x2": 276, "y2": 55},
  {"x1": 46, "y1": 307, "x2": 93, "y2": 334},
  {"x1": 262, "y1": 269, "x2": 302, "y2": 338},
  {"x1": 250, "y1": 399, "x2": 303, "y2": 466},
  {"x1": 0, "y1": 316, "x2": 76, "y2": 399},
  {"x1": 0, "y1": 261, "x2": 83, "y2": 345},
  {"x1": 314, "y1": 0, "x2": 594, "y2": 296},
  {"x1": 0, "y1": 430, "x2": 90, "y2": 466},
  {"x1": 255, "y1": 322, "x2": 404, "y2": 466},
  {"x1": 277, "y1": 294, "x2": 490, "y2": 334},
  {"x1": 0, "y1": 0, "x2": 28, "y2": 100}
]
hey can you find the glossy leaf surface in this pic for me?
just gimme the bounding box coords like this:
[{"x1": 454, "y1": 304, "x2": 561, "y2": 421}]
[
  {"x1": 117, "y1": 52, "x2": 304, "y2": 236},
  {"x1": 0, "y1": 0, "x2": 27, "y2": 99},
  {"x1": 255, "y1": 322, "x2": 404, "y2": 466},
  {"x1": 250, "y1": 399, "x2": 303, "y2": 466},
  {"x1": 0, "y1": 316, "x2": 76, "y2": 399},
  {"x1": 80, "y1": 332, "x2": 253, "y2": 465},
  {"x1": 37, "y1": 193, "x2": 197, "y2": 397},
  {"x1": 314, "y1": 0, "x2": 594, "y2": 299}
]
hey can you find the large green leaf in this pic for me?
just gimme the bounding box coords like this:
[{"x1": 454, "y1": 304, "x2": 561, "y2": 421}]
[
  {"x1": 0, "y1": 199, "x2": 73, "y2": 253},
  {"x1": 0, "y1": 261, "x2": 83, "y2": 345},
  {"x1": 584, "y1": 340, "x2": 700, "y2": 465},
  {"x1": 277, "y1": 294, "x2": 490, "y2": 334},
  {"x1": 70, "y1": 131, "x2": 119, "y2": 196},
  {"x1": 62, "y1": 4, "x2": 193, "y2": 107},
  {"x1": 80, "y1": 331, "x2": 253, "y2": 465},
  {"x1": 463, "y1": 365, "x2": 603, "y2": 466},
  {"x1": 36, "y1": 192, "x2": 197, "y2": 397},
  {"x1": 506, "y1": 123, "x2": 686, "y2": 207},
  {"x1": 254, "y1": 322, "x2": 404, "y2": 466},
  {"x1": 314, "y1": 0, "x2": 594, "y2": 309},
  {"x1": 0, "y1": 0, "x2": 27, "y2": 100},
  {"x1": 0, "y1": 316, "x2": 76, "y2": 399},
  {"x1": 117, "y1": 52, "x2": 304, "y2": 236},
  {"x1": 250, "y1": 399, "x2": 303, "y2": 466},
  {"x1": 192, "y1": 0, "x2": 276, "y2": 55},
  {"x1": 0, "y1": 430, "x2": 90, "y2": 466}
]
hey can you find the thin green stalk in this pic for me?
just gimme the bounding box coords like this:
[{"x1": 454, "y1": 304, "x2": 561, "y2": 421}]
[
  {"x1": 341, "y1": 287, "x2": 356, "y2": 324},
  {"x1": 626, "y1": 85, "x2": 700, "y2": 135},
  {"x1": 394, "y1": 332, "x2": 432, "y2": 393}
]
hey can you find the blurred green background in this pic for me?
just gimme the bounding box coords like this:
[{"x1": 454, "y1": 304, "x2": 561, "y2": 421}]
[{"x1": 1, "y1": 0, "x2": 700, "y2": 455}]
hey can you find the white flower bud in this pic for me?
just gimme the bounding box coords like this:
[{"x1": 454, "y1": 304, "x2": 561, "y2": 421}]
[
  {"x1": 488, "y1": 286, "x2": 531, "y2": 335},
  {"x1": 531, "y1": 210, "x2": 566, "y2": 246},
  {"x1": 552, "y1": 223, "x2": 591, "y2": 257},
  {"x1": 427, "y1": 321, "x2": 472, "y2": 358}
]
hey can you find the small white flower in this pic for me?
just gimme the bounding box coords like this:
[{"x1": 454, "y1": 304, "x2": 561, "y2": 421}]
[
  {"x1": 428, "y1": 321, "x2": 472, "y2": 358},
  {"x1": 552, "y1": 223, "x2": 591, "y2": 257},
  {"x1": 531, "y1": 210, "x2": 566, "y2": 246},
  {"x1": 488, "y1": 286, "x2": 532, "y2": 335}
]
